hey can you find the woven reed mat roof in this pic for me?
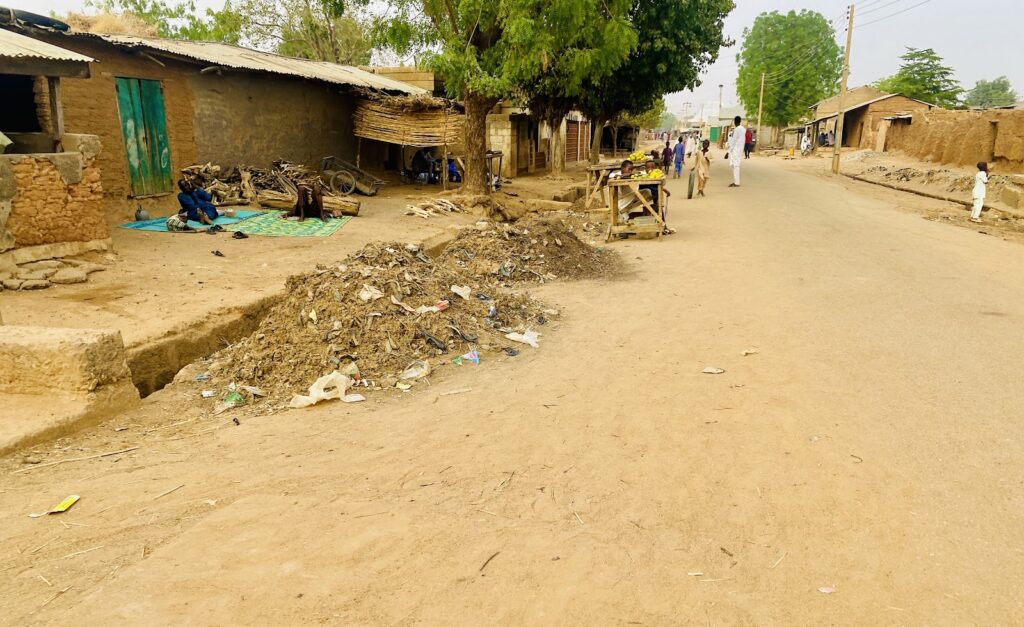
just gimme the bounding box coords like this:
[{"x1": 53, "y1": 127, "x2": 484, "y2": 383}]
[{"x1": 353, "y1": 97, "x2": 464, "y2": 147}]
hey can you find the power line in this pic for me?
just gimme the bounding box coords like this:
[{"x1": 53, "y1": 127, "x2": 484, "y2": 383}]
[
  {"x1": 852, "y1": 0, "x2": 893, "y2": 12},
  {"x1": 856, "y1": 0, "x2": 906, "y2": 17},
  {"x1": 856, "y1": 0, "x2": 934, "y2": 28}
]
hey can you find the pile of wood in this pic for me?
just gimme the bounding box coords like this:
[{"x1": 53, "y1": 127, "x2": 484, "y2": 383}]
[
  {"x1": 180, "y1": 161, "x2": 360, "y2": 215},
  {"x1": 405, "y1": 198, "x2": 466, "y2": 219}
]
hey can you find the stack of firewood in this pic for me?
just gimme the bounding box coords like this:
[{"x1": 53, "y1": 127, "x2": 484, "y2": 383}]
[{"x1": 180, "y1": 161, "x2": 360, "y2": 215}]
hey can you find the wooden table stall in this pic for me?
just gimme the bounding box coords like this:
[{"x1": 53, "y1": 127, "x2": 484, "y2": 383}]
[
  {"x1": 606, "y1": 177, "x2": 667, "y2": 241},
  {"x1": 584, "y1": 163, "x2": 621, "y2": 211}
]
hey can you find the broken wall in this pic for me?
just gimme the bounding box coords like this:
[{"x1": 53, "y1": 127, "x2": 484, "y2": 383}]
[
  {"x1": 0, "y1": 135, "x2": 108, "y2": 255},
  {"x1": 885, "y1": 109, "x2": 1024, "y2": 173},
  {"x1": 191, "y1": 73, "x2": 359, "y2": 170}
]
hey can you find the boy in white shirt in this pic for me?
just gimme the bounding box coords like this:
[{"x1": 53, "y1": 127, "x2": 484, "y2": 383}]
[{"x1": 970, "y1": 162, "x2": 989, "y2": 223}]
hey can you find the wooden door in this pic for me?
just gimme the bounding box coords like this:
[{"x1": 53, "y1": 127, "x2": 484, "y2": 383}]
[
  {"x1": 516, "y1": 121, "x2": 530, "y2": 175},
  {"x1": 115, "y1": 77, "x2": 173, "y2": 197}
]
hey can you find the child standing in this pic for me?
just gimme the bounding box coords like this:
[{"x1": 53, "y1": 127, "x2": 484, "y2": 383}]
[
  {"x1": 970, "y1": 162, "x2": 989, "y2": 223},
  {"x1": 693, "y1": 139, "x2": 712, "y2": 197}
]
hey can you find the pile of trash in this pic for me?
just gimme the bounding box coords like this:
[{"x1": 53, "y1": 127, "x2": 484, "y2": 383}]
[
  {"x1": 442, "y1": 216, "x2": 617, "y2": 282},
  {"x1": 206, "y1": 240, "x2": 551, "y2": 404}
]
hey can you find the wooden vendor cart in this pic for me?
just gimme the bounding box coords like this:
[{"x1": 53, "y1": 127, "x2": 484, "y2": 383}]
[
  {"x1": 584, "y1": 163, "x2": 621, "y2": 211},
  {"x1": 606, "y1": 177, "x2": 667, "y2": 241}
]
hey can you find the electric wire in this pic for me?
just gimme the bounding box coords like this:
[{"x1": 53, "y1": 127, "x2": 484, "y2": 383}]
[{"x1": 856, "y1": 0, "x2": 934, "y2": 28}]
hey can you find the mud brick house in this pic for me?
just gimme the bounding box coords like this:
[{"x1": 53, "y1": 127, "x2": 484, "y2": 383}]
[
  {"x1": 0, "y1": 28, "x2": 110, "y2": 264},
  {"x1": 2, "y1": 22, "x2": 423, "y2": 219},
  {"x1": 808, "y1": 86, "x2": 933, "y2": 150}
]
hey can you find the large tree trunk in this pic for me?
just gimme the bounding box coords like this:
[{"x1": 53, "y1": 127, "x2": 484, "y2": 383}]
[
  {"x1": 463, "y1": 92, "x2": 498, "y2": 195},
  {"x1": 611, "y1": 126, "x2": 619, "y2": 159},
  {"x1": 548, "y1": 117, "x2": 565, "y2": 174},
  {"x1": 589, "y1": 116, "x2": 605, "y2": 165}
]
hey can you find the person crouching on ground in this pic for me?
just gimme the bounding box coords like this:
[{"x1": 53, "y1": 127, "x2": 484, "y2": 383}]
[
  {"x1": 970, "y1": 162, "x2": 989, "y2": 223},
  {"x1": 177, "y1": 179, "x2": 219, "y2": 224},
  {"x1": 693, "y1": 139, "x2": 711, "y2": 197}
]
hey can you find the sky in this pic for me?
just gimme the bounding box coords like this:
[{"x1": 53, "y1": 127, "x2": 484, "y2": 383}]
[
  {"x1": 667, "y1": 0, "x2": 1024, "y2": 121},
  {"x1": 9, "y1": 0, "x2": 1024, "y2": 119}
]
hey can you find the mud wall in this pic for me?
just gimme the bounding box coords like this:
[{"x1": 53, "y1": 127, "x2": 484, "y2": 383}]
[
  {"x1": 885, "y1": 109, "x2": 1024, "y2": 173},
  {"x1": 191, "y1": 73, "x2": 359, "y2": 169},
  {"x1": 29, "y1": 33, "x2": 198, "y2": 219},
  {"x1": 0, "y1": 137, "x2": 108, "y2": 252}
]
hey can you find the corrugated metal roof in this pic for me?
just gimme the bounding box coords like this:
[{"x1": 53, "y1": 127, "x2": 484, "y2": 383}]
[
  {"x1": 0, "y1": 27, "x2": 93, "y2": 62},
  {"x1": 81, "y1": 33, "x2": 423, "y2": 94}
]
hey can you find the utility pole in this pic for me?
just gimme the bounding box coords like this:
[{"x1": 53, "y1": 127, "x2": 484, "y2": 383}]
[
  {"x1": 718, "y1": 84, "x2": 724, "y2": 116},
  {"x1": 756, "y1": 72, "x2": 765, "y2": 153},
  {"x1": 832, "y1": 3, "x2": 855, "y2": 174}
]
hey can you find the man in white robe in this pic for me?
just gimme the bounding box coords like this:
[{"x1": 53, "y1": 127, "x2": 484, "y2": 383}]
[{"x1": 727, "y1": 116, "x2": 745, "y2": 187}]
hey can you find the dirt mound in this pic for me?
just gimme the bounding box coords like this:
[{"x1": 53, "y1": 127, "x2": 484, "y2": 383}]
[
  {"x1": 208, "y1": 242, "x2": 550, "y2": 402},
  {"x1": 442, "y1": 216, "x2": 619, "y2": 282},
  {"x1": 864, "y1": 165, "x2": 1012, "y2": 197}
]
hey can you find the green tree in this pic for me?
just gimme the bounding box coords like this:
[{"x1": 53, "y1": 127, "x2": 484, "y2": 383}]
[
  {"x1": 85, "y1": 0, "x2": 243, "y2": 43},
  {"x1": 623, "y1": 98, "x2": 665, "y2": 130},
  {"x1": 876, "y1": 48, "x2": 962, "y2": 109},
  {"x1": 965, "y1": 76, "x2": 1018, "y2": 109},
  {"x1": 519, "y1": 0, "x2": 641, "y2": 174},
  {"x1": 579, "y1": 0, "x2": 734, "y2": 163},
  {"x1": 373, "y1": 0, "x2": 636, "y2": 194},
  {"x1": 736, "y1": 10, "x2": 841, "y2": 127},
  {"x1": 239, "y1": 0, "x2": 371, "y2": 63}
]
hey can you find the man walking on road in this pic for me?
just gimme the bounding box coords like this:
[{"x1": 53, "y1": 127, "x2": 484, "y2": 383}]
[{"x1": 727, "y1": 116, "x2": 745, "y2": 187}]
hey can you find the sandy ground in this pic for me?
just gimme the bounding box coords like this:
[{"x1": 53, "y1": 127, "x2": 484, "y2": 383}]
[{"x1": 4, "y1": 155, "x2": 1024, "y2": 624}]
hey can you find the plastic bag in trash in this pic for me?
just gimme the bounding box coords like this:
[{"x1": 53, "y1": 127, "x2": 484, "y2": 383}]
[
  {"x1": 505, "y1": 330, "x2": 540, "y2": 348},
  {"x1": 399, "y1": 360, "x2": 431, "y2": 381},
  {"x1": 289, "y1": 371, "x2": 353, "y2": 408}
]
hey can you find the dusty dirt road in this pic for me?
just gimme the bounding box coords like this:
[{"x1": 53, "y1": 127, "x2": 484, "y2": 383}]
[{"x1": 4, "y1": 155, "x2": 1024, "y2": 625}]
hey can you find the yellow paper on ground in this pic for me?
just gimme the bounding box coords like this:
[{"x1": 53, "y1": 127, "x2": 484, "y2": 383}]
[{"x1": 49, "y1": 495, "x2": 80, "y2": 514}]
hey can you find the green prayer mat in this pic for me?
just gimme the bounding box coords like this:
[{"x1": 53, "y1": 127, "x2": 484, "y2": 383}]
[{"x1": 224, "y1": 211, "x2": 352, "y2": 237}]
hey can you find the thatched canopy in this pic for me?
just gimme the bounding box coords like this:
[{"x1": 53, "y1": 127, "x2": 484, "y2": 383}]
[{"x1": 353, "y1": 94, "x2": 464, "y2": 147}]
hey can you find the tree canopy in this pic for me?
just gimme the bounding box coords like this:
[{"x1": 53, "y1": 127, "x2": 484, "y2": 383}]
[
  {"x1": 577, "y1": 0, "x2": 732, "y2": 162},
  {"x1": 372, "y1": 0, "x2": 637, "y2": 192},
  {"x1": 736, "y1": 10, "x2": 841, "y2": 127},
  {"x1": 965, "y1": 76, "x2": 1018, "y2": 109},
  {"x1": 876, "y1": 48, "x2": 962, "y2": 109},
  {"x1": 240, "y1": 0, "x2": 371, "y2": 64},
  {"x1": 84, "y1": 0, "x2": 243, "y2": 43}
]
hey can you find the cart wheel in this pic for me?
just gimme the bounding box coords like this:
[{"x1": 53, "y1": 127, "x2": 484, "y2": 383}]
[{"x1": 330, "y1": 170, "x2": 357, "y2": 196}]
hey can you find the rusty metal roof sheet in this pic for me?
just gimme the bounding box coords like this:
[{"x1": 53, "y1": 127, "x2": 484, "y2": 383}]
[
  {"x1": 0, "y1": 27, "x2": 93, "y2": 62},
  {"x1": 87, "y1": 33, "x2": 424, "y2": 94}
]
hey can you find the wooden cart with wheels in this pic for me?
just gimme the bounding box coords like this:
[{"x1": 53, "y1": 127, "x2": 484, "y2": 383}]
[
  {"x1": 605, "y1": 177, "x2": 667, "y2": 242},
  {"x1": 319, "y1": 156, "x2": 386, "y2": 196}
]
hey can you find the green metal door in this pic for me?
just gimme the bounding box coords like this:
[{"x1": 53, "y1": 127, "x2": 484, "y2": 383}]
[
  {"x1": 115, "y1": 77, "x2": 173, "y2": 197},
  {"x1": 709, "y1": 126, "x2": 720, "y2": 142}
]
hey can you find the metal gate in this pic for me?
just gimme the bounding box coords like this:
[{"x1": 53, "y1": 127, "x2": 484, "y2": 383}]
[{"x1": 115, "y1": 77, "x2": 173, "y2": 197}]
